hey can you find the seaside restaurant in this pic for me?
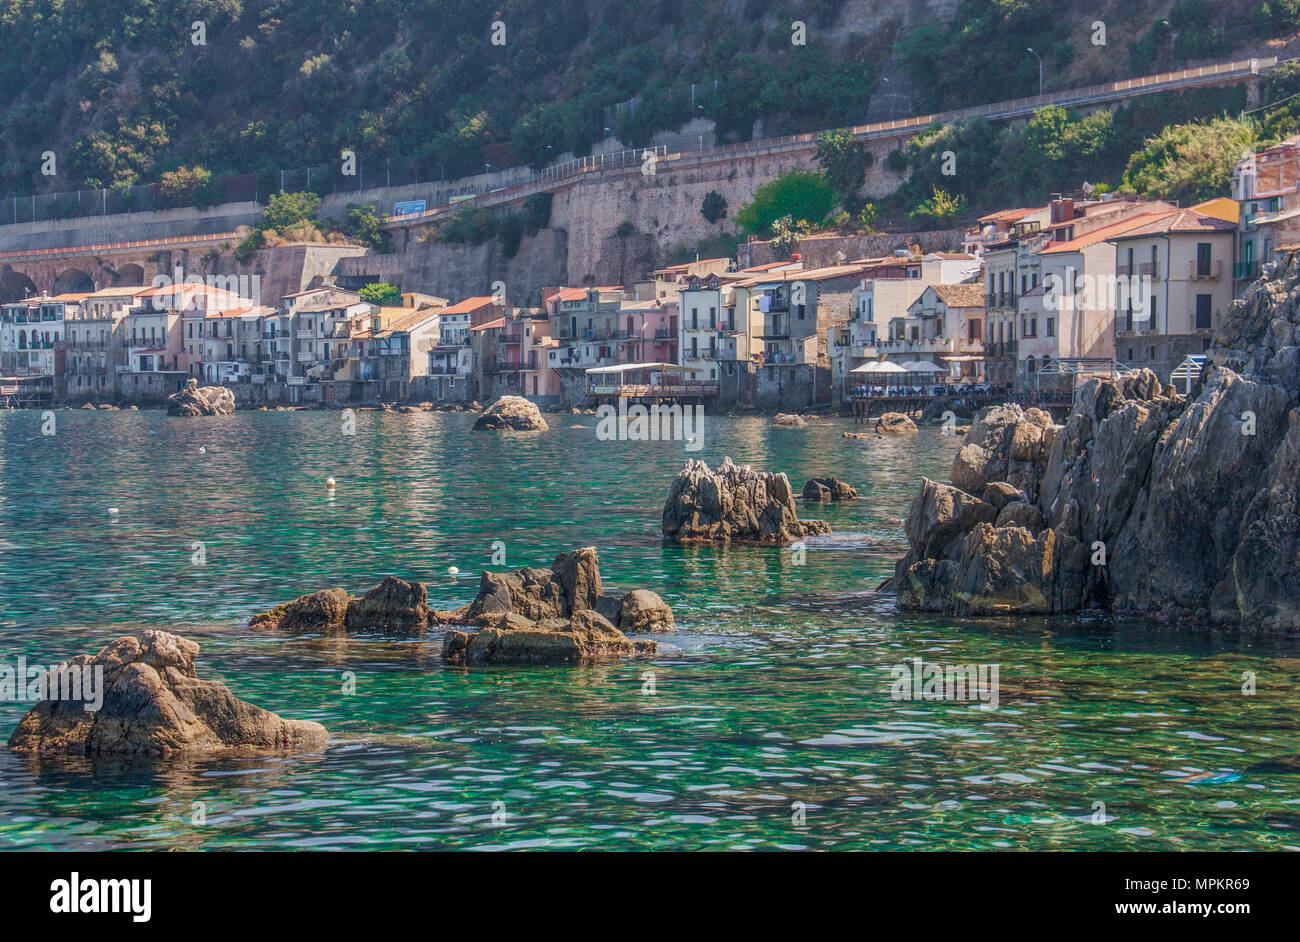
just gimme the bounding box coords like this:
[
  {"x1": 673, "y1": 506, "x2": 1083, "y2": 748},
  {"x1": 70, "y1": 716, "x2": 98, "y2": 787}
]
[{"x1": 585, "y1": 361, "x2": 719, "y2": 403}]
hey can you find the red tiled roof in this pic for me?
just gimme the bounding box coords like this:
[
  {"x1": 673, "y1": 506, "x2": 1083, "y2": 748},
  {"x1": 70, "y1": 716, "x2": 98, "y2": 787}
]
[
  {"x1": 1106, "y1": 208, "x2": 1238, "y2": 238},
  {"x1": 930, "y1": 283, "x2": 986, "y2": 308},
  {"x1": 1038, "y1": 211, "x2": 1178, "y2": 254},
  {"x1": 470, "y1": 317, "x2": 506, "y2": 331},
  {"x1": 440, "y1": 296, "x2": 502, "y2": 314}
]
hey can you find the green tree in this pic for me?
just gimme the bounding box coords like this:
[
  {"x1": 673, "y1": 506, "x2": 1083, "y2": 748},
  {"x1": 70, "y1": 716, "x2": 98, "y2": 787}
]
[
  {"x1": 522, "y1": 192, "x2": 553, "y2": 230},
  {"x1": 1120, "y1": 118, "x2": 1255, "y2": 204},
  {"x1": 734, "y1": 170, "x2": 834, "y2": 235},
  {"x1": 910, "y1": 187, "x2": 966, "y2": 226},
  {"x1": 263, "y1": 191, "x2": 321, "y2": 231},
  {"x1": 156, "y1": 165, "x2": 212, "y2": 208},
  {"x1": 701, "y1": 190, "x2": 728, "y2": 223},
  {"x1": 814, "y1": 129, "x2": 868, "y2": 206},
  {"x1": 343, "y1": 204, "x2": 388, "y2": 249},
  {"x1": 770, "y1": 214, "x2": 798, "y2": 258},
  {"x1": 359, "y1": 282, "x2": 401, "y2": 306}
]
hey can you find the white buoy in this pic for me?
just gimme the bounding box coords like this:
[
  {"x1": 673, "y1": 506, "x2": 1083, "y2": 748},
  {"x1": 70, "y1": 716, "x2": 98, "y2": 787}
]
[
  {"x1": 198, "y1": 444, "x2": 207, "y2": 454},
  {"x1": 326, "y1": 476, "x2": 336, "y2": 490},
  {"x1": 107, "y1": 507, "x2": 119, "y2": 515},
  {"x1": 448, "y1": 566, "x2": 460, "y2": 576}
]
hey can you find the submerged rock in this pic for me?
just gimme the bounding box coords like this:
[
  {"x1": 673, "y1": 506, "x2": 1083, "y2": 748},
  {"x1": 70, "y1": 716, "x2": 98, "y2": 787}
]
[
  {"x1": 662, "y1": 456, "x2": 830, "y2": 545},
  {"x1": 472, "y1": 395, "x2": 548, "y2": 431},
  {"x1": 7, "y1": 631, "x2": 327, "y2": 756},
  {"x1": 772, "y1": 413, "x2": 807, "y2": 427},
  {"x1": 249, "y1": 587, "x2": 351, "y2": 632},
  {"x1": 166, "y1": 378, "x2": 235, "y2": 417},
  {"x1": 895, "y1": 249, "x2": 1300, "y2": 631},
  {"x1": 802, "y1": 477, "x2": 858, "y2": 501}
]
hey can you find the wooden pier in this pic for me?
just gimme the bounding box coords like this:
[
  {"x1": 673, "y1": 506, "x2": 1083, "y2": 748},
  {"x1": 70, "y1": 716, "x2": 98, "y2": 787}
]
[{"x1": 0, "y1": 376, "x2": 55, "y2": 409}]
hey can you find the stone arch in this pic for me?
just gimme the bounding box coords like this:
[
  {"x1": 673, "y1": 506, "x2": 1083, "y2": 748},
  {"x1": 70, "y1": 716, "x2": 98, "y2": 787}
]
[
  {"x1": 0, "y1": 266, "x2": 38, "y2": 302},
  {"x1": 114, "y1": 263, "x2": 145, "y2": 286},
  {"x1": 305, "y1": 274, "x2": 325, "y2": 290},
  {"x1": 52, "y1": 267, "x2": 95, "y2": 295}
]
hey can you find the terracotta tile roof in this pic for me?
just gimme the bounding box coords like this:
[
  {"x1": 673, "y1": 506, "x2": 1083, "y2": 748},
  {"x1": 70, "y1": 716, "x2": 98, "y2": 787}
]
[
  {"x1": 1106, "y1": 208, "x2": 1238, "y2": 239},
  {"x1": 382, "y1": 310, "x2": 442, "y2": 334},
  {"x1": 470, "y1": 316, "x2": 506, "y2": 332},
  {"x1": 1038, "y1": 211, "x2": 1178, "y2": 254},
  {"x1": 46, "y1": 292, "x2": 91, "y2": 302},
  {"x1": 440, "y1": 296, "x2": 502, "y2": 314},
  {"x1": 930, "y1": 283, "x2": 986, "y2": 308}
]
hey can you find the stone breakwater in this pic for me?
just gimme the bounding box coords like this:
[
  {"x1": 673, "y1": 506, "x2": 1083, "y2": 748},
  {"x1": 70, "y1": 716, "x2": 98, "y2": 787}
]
[
  {"x1": 8, "y1": 631, "x2": 328, "y2": 756},
  {"x1": 894, "y1": 251, "x2": 1300, "y2": 631},
  {"x1": 662, "y1": 457, "x2": 830, "y2": 545},
  {"x1": 251, "y1": 547, "x2": 672, "y2": 664}
]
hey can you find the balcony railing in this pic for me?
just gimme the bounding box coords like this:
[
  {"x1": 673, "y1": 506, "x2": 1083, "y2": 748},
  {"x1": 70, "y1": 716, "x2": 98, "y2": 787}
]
[{"x1": 1190, "y1": 260, "x2": 1223, "y2": 280}]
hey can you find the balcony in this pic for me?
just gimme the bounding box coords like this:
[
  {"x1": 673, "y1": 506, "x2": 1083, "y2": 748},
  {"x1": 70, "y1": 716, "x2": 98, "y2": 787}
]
[
  {"x1": 296, "y1": 329, "x2": 316, "y2": 339},
  {"x1": 297, "y1": 351, "x2": 317, "y2": 362},
  {"x1": 1138, "y1": 261, "x2": 1159, "y2": 279},
  {"x1": 1190, "y1": 260, "x2": 1223, "y2": 280},
  {"x1": 876, "y1": 337, "x2": 956, "y2": 354},
  {"x1": 654, "y1": 327, "x2": 675, "y2": 339}
]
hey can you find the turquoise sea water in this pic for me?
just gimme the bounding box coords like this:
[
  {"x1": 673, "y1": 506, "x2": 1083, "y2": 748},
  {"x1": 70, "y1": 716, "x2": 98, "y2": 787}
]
[{"x1": 0, "y1": 409, "x2": 1297, "y2": 851}]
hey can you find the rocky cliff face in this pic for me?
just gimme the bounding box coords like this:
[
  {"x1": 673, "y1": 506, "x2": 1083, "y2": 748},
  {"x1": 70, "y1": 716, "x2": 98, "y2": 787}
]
[{"x1": 895, "y1": 253, "x2": 1300, "y2": 632}]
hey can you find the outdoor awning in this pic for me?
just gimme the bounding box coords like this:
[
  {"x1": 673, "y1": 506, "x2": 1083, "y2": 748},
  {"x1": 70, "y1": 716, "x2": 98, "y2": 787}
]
[
  {"x1": 899, "y1": 360, "x2": 947, "y2": 373},
  {"x1": 850, "y1": 360, "x2": 907, "y2": 374},
  {"x1": 940, "y1": 354, "x2": 984, "y2": 362},
  {"x1": 585, "y1": 362, "x2": 682, "y2": 375}
]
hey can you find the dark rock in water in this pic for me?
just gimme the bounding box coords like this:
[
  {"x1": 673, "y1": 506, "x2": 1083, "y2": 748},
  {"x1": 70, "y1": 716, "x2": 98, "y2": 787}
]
[
  {"x1": 802, "y1": 477, "x2": 858, "y2": 501},
  {"x1": 248, "y1": 547, "x2": 666, "y2": 663},
  {"x1": 875, "y1": 412, "x2": 918, "y2": 435},
  {"x1": 895, "y1": 252, "x2": 1300, "y2": 630},
  {"x1": 471, "y1": 395, "x2": 548, "y2": 431},
  {"x1": 345, "y1": 576, "x2": 430, "y2": 634},
  {"x1": 443, "y1": 548, "x2": 663, "y2": 663},
  {"x1": 662, "y1": 457, "x2": 830, "y2": 545},
  {"x1": 250, "y1": 588, "x2": 351, "y2": 632},
  {"x1": 7, "y1": 631, "x2": 327, "y2": 756},
  {"x1": 618, "y1": 589, "x2": 676, "y2": 632},
  {"x1": 443, "y1": 609, "x2": 655, "y2": 664},
  {"x1": 166, "y1": 377, "x2": 235, "y2": 417}
]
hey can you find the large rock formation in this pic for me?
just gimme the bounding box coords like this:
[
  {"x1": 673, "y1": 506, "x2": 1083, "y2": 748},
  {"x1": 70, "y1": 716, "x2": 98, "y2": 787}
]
[
  {"x1": 250, "y1": 547, "x2": 670, "y2": 663},
  {"x1": 166, "y1": 378, "x2": 235, "y2": 416},
  {"x1": 662, "y1": 457, "x2": 831, "y2": 545},
  {"x1": 802, "y1": 477, "x2": 858, "y2": 501},
  {"x1": 894, "y1": 250, "x2": 1300, "y2": 630},
  {"x1": 8, "y1": 631, "x2": 327, "y2": 756},
  {"x1": 472, "y1": 395, "x2": 549, "y2": 431}
]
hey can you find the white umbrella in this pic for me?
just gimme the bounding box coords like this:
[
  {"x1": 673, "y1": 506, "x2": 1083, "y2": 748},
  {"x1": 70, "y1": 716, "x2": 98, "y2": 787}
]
[
  {"x1": 851, "y1": 360, "x2": 906, "y2": 374},
  {"x1": 899, "y1": 360, "x2": 946, "y2": 373}
]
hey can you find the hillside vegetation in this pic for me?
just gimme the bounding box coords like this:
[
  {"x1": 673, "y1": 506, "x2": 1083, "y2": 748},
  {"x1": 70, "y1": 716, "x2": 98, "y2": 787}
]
[{"x1": 1, "y1": 0, "x2": 1297, "y2": 203}]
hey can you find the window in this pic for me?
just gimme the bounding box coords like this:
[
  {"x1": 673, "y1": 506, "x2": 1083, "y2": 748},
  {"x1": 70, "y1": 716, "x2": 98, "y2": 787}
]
[
  {"x1": 1149, "y1": 295, "x2": 1158, "y2": 330},
  {"x1": 1195, "y1": 294, "x2": 1212, "y2": 330},
  {"x1": 1196, "y1": 243, "x2": 1212, "y2": 277},
  {"x1": 1046, "y1": 317, "x2": 1055, "y2": 338}
]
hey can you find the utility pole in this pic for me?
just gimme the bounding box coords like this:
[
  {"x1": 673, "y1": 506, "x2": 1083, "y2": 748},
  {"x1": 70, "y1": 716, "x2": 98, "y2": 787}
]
[{"x1": 1027, "y1": 47, "x2": 1044, "y2": 97}]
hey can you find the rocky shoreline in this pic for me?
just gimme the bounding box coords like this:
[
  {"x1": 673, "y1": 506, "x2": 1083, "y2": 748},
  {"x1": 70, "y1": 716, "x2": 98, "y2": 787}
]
[{"x1": 892, "y1": 254, "x2": 1300, "y2": 631}]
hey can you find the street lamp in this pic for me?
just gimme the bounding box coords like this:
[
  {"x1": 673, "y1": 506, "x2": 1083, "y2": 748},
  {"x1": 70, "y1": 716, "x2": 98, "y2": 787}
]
[{"x1": 1027, "y1": 47, "x2": 1043, "y2": 97}]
